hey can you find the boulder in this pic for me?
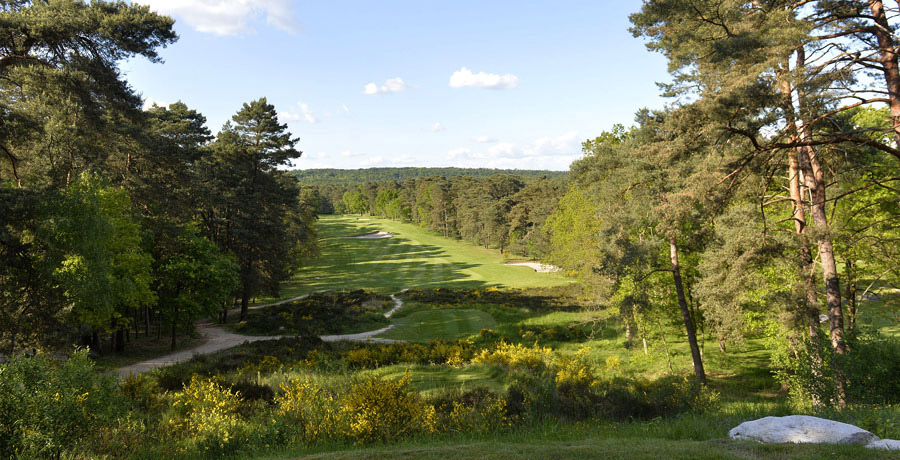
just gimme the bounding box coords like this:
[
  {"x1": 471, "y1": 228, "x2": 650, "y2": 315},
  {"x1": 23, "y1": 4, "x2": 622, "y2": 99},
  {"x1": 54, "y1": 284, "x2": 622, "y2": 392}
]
[
  {"x1": 868, "y1": 439, "x2": 900, "y2": 450},
  {"x1": 729, "y1": 415, "x2": 877, "y2": 445}
]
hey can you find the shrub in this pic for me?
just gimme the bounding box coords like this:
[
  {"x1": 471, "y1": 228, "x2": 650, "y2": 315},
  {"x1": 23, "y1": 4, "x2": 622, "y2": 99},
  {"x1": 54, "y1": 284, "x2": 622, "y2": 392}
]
[
  {"x1": 473, "y1": 341, "x2": 554, "y2": 372},
  {"x1": 0, "y1": 350, "x2": 121, "y2": 460},
  {"x1": 166, "y1": 375, "x2": 248, "y2": 455},
  {"x1": 275, "y1": 377, "x2": 346, "y2": 443},
  {"x1": 774, "y1": 330, "x2": 900, "y2": 408},
  {"x1": 342, "y1": 374, "x2": 425, "y2": 443},
  {"x1": 428, "y1": 387, "x2": 514, "y2": 432},
  {"x1": 594, "y1": 375, "x2": 719, "y2": 420}
]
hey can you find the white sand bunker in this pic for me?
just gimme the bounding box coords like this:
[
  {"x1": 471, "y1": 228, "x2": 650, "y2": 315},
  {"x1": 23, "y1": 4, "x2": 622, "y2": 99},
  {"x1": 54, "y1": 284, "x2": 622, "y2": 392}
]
[
  {"x1": 345, "y1": 231, "x2": 394, "y2": 239},
  {"x1": 505, "y1": 262, "x2": 561, "y2": 273},
  {"x1": 357, "y1": 218, "x2": 371, "y2": 221}
]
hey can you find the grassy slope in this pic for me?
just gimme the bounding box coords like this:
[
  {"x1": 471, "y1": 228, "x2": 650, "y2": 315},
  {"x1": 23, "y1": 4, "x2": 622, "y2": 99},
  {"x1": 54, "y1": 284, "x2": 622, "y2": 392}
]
[
  {"x1": 253, "y1": 215, "x2": 571, "y2": 304},
  {"x1": 218, "y1": 215, "x2": 898, "y2": 459}
]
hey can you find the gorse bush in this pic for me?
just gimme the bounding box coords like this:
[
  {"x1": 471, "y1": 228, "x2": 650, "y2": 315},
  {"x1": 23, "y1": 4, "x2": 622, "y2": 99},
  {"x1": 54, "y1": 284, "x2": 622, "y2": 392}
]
[
  {"x1": 473, "y1": 341, "x2": 555, "y2": 372},
  {"x1": 0, "y1": 350, "x2": 121, "y2": 460},
  {"x1": 166, "y1": 375, "x2": 248, "y2": 455},
  {"x1": 275, "y1": 374, "x2": 432, "y2": 445},
  {"x1": 276, "y1": 377, "x2": 346, "y2": 443},
  {"x1": 343, "y1": 374, "x2": 428, "y2": 443}
]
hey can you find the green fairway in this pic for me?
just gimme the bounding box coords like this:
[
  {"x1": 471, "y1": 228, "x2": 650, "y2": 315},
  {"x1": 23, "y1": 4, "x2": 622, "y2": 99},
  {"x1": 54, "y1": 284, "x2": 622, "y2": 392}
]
[
  {"x1": 256, "y1": 215, "x2": 571, "y2": 303},
  {"x1": 379, "y1": 309, "x2": 497, "y2": 342}
]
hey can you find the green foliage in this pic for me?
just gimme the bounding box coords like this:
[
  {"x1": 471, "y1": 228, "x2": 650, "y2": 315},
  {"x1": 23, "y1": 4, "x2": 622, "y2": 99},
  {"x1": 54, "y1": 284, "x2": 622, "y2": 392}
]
[
  {"x1": 156, "y1": 224, "x2": 238, "y2": 346},
  {"x1": 202, "y1": 98, "x2": 311, "y2": 313},
  {"x1": 295, "y1": 167, "x2": 566, "y2": 185},
  {"x1": 166, "y1": 375, "x2": 249, "y2": 455},
  {"x1": 41, "y1": 171, "x2": 153, "y2": 333},
  {"x1": 774, "y1": 330, "x2": 900, "y2": 408},
  {"x1": 0, "y1": 350, "x2": 121, "y2": 460}
]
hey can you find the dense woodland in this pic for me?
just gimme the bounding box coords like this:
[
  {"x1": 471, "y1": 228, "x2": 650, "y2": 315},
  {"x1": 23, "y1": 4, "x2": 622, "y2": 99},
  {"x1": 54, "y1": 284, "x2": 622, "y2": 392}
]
[
  {"x1": 4, "y1": 0, "x2": 900, "y2": 459},
  {"x1": 308, "y1": 174, "x2": 565, "y2": 260},
  {"x1": 0, "y1": 0, "x2": 317, "y2": 354},
  {"x1": 294, "y1": 167, "x2": 566, "y2": 184}
]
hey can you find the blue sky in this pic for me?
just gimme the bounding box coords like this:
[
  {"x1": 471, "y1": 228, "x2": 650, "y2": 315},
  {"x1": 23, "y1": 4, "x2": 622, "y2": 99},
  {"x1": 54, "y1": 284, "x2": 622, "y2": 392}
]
[{"x1": 122, "y1": 1, "x2": 669, "y2": 171}]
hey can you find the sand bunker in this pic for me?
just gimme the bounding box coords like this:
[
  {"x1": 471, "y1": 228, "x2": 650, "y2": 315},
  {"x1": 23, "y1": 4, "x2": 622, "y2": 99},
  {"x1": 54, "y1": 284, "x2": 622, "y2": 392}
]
[
  {"x1": 345, "y1": 231, "x2": 394, "y2": 239},
  {"x1": 505, "y1": 261, "x2": 561, "y2": 273},
  {"x1": 357, "y1": 218, "x2": 371, "y2": 221}
]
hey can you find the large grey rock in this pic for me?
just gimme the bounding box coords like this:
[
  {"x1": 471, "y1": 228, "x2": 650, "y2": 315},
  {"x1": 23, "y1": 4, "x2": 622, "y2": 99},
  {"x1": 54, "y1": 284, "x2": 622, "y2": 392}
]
[
  {"x1": 868, "y1": 439, "x2": 900, "y2": 450},
  {"x1": 729, "y1": 415, "x2": 877, "y2": 445}
]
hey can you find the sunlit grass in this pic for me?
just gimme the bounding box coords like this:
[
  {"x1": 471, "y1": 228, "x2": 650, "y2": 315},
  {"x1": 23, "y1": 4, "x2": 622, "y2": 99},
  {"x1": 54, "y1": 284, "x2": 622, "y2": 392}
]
[{"x1": 252, "y1": 215, "x2": 572, "y2": 305}]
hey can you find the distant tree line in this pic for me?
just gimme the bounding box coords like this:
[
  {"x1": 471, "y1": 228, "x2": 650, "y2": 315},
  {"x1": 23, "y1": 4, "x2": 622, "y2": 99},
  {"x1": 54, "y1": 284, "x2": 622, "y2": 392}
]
[
  {"x1": 0, "y1": 1, "x2": 317, "y2": 354},
  {"x1": 313, "y1": 175, "x2": 565, "y2": 260},
  {"x1": 294, "y1": 167, "x2": 566, "y2": 184}
]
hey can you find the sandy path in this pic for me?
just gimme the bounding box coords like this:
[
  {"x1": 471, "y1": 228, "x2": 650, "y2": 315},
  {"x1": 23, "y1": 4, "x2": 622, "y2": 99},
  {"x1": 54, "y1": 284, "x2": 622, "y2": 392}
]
[{"x1": 117, "y1": 291, "x2": 404, "y2": 378}]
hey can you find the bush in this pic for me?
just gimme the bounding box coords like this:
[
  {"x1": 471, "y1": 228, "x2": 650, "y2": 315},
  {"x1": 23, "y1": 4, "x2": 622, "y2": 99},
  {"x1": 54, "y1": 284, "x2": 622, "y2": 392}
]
[
  {"x1": 275, "y1": 377, "x2": 346, "y2": 444},
  {"x1": 428, "y1": 387, "x2": 512, "y2": 433},
  {"x1": 0, "y1": 350, "x2": 122, "y2": 460},
  {"x1": 473, "y1": 341, "x2": 554, "y2": 372},
  {"x1": 166, "y1": 375, "x2": 248, "y2": 455},
  {"x1": 276, "y1": 374, "x2": 431, "y2": 445},
  {"x1": 342, "y1": 374, "x2": 428, "y2": 443},
  {"x1": 774, "y1": 330, "x2": 900, "y2": 408}
]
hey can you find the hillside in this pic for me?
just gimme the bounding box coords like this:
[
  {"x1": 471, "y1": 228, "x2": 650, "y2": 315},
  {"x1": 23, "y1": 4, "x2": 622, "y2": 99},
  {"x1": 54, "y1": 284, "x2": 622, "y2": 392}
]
[{"x1": 292, "y1": 167, "x2": 567, "y2": 184}]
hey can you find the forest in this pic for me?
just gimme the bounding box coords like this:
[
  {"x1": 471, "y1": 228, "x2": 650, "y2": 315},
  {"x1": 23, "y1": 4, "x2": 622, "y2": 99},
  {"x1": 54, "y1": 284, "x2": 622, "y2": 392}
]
[
  {"x1": 294, "y1": 167, "x2": 566, "y2": 184},
  {"x1": 4, "y1": 0, "x2": 900, "y2": 459},
  {"x1": 0, "y1": 1, "x2": 318, "y2": 354}
]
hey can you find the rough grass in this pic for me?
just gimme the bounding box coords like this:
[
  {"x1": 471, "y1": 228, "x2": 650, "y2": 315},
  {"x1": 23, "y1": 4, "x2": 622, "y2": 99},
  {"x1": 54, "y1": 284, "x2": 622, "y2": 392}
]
[
  {"x1": 368, "y1": 363, "x2": 508, "y2": 396},
  {"x1": 252, "y1": 215, "x2": 572, "y2": 304}
]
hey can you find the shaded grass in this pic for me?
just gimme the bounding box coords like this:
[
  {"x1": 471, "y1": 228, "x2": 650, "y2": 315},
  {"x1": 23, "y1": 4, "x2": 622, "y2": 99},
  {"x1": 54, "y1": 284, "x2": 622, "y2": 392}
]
[{"x1": 92, "y1": 332, "x2": 203, "y2": 370}]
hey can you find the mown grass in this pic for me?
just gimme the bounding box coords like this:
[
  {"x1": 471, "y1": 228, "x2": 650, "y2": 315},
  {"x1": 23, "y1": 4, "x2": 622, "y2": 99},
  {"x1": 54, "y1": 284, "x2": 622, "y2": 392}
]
[
  {"x1": 379, "y1": 309, "x2": 497, "y2": 342},
  {"x1": 252, "y1": 215, "x2": 572, "y2": 304}
]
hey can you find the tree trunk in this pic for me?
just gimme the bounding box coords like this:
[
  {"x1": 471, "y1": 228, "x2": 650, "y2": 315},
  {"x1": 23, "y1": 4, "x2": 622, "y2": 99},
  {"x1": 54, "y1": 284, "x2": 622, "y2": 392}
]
[
  {"x1": 793, "y1": 49, "x2": 845, "y2": 353},
  {"x1": 779, "y1": 60, "x2": 821, "y2": 341},
  {"x1": 796, "y1": 143, "x2": 845, "y2": 353},
  {"x1": 870, "y1": 0, "x2": 900, "y2": 152},
  {"x1": 241, "y1": 288, "x2": 250, "y2": 322},
  {"x1": 171, "y1": 305, "x2": 178, "y2": 349},
  {"x1": 846, "y1": 259, "x2": 857, "y2": 333},
  {"x1": 669, "y1": 235, "x2": 706, "y2": 383}
]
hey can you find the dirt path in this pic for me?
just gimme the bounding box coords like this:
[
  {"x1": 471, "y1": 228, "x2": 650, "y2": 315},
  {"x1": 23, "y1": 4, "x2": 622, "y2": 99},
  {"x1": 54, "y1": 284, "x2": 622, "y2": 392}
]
[{"x1": 117, "y1": 291, "x2": 404, "y2": 378}]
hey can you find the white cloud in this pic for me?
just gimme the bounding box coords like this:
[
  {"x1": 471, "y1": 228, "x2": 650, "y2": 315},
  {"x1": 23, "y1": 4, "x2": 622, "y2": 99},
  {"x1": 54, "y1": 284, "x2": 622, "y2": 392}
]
[
  {"x1": 360, "y1": 155, "x2": 384, "y2": 167},
  {"x1": 137, "y1": 0, "x2": 296, "y2": 35},
  {"x1": 363, "y1": 77, "x2": 412, "y2": 95},
  {"x1": 142, "y1": 97, "x2": 169, "y2": 110},
  {"x1": 449, "y1": 67, "x2": 520, "y2": 90},
  {"x1": 279, "y1": 111, "x2": 301, "y2": 121},
  {"x1": 279, "y1": 102, "x2": 318, "y2": 124},
  {"x1": 447, "y1": 147, "x2": 472, "y2": 159},
  {"x1": 444, "y1": 131, "x2": 579, "y2": 170},
  {"x1": 473, "y1": 135, "x2": 496, "y2": 143},
  {"x1": 341, "y1": 104, "x2": 351, "y2": 115},
  {"x1": 391, "y1": 155, "x2": 416, "y2": 165},
  {"x1": 300, "y1": 103, "x2": 318, "y2": 123},
  {"x1": 432, "y1": 122, "x2": 445, "y2": 132},
  {"x1": 340, "y1": 150, "x2": 365, "y2": 158}
]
